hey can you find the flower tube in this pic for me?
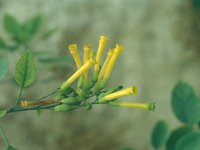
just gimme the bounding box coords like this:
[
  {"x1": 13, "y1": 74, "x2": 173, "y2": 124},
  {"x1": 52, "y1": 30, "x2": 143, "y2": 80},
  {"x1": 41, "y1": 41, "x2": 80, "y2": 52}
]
[
  {"x1": 98, "y1": 49, "x2": 113, "y2": 81},
  {"x1": 100, "y1": 44, "x2": 123, "y2": 88},
  {"x1": 83, "y1": 43, "x2": 92, "y2": 78},
  {"x1": 98, "y1": 86, "x2": 137, "y2": 102},
  {"x1": 109, "y1": 101, "x2": 155, "y2": 111},
  {"x1": 60, "y1": 58, "x2": 96, "y2": 91},
  {"x1": 69, "y1": 44, "x2": 82, "y2": 69},
  {"x1": 93, "y1": 36, "x2": 108, "y2": 82}
]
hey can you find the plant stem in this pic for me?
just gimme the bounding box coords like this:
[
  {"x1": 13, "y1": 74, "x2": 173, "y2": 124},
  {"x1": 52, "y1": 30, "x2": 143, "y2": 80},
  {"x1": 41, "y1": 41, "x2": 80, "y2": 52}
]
[
  {"x1": 0, "y1": 127, "x2": 9, "y2": 147},
  {"x1": 35, "y1": 88, "x2": 58, "y2": 101},
  {"x1": 6, "y1": 104, "x2": 59, "y2": 114},
  {"x1": 15, "y1": 87, "x2": 23, "y2": 106}
]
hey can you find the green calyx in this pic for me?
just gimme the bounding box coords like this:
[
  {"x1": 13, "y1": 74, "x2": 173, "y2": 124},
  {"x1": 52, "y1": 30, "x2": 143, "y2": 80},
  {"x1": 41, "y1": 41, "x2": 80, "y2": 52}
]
[
  {"x1": 58, "y1": 86, "x2": 73, "y2": 94},
  {"x1": 61, "y1": 97, "x2": 80, "y2": 105},
  {"x1": 76, "y1": 88, "x2": 86, "y2": 99},
  {"x1": 149, "y1": 102, "x2": 155, "y2": 111},
  {"x1": 84, "y1": 103, "x2": 92, "y2": 110},
  {"x1": 101, "y1": 85, "x2": 123, "y2": 96},
  {"x1": 54, "y1": 104, "x2": 72, "y2": 112}
]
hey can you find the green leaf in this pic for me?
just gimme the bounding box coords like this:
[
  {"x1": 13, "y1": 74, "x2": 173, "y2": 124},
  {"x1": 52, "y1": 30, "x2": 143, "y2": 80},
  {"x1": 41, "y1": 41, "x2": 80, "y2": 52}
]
[
  {"x1": 166, "y1": 126, "x2": 192, "y2": 150},
  {"x1": 6, "y1": 145, "x2": 19, "y2": 150},
  {"x1": 15, "y1": 50, "x2": 36, "y2": 88},
  {"x1": 176, "y1": 131, "x2": 200, "y2": 150},
  {"x1": 22, "y1": 15, "x2": 43, "y2": 35},
  {"x1": 0, "y1": 110, "x2": 7, "y2": 118},
  {"x1": 41, "y1": 28, "x2": 57, "y2": 40},
  {"x1": 0, "y1": 58, "x2": 8, "y2": 80},
  {"x1": 151, "y1": 120, "x2": 169, "y2": 149},
  {"x1": 171, "y1": 82, "x2": 200, "y2": 125},
  {"x1": 3, "y1": 15, "x2": 21, "y2": 38},
  {"x1": 0, "y1": 38, "x2": 6, "y2": 50}
]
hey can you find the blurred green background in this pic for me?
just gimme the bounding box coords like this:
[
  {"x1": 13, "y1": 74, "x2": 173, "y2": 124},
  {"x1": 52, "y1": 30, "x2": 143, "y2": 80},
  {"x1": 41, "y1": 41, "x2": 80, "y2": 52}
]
[{"x1": 0, "y1": 0, "x2": 200, "y2": 150}]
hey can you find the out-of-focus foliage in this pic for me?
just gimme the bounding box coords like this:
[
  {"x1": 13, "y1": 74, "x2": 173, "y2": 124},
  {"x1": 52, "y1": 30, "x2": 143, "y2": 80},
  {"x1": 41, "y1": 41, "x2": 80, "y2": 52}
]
[
  {"x1": 0, "y1": 14, "x2": 73, "y2": 83},
  {"x1": 151, "y1": 120, "x2": 169, "y2": 149},
  {"x1": 166, "y1": 127, "x2": 192, "y2": 150},
  {"x1": 192, "y1": 0, "x2": 200, "y2": 9},
  {"x1": 0, "y1": 14, "x2": 72, "y2": 67},
  {"x1": 151, "y1": 82, "x2": 200, "y2": 150},
  {"x1": 176, "y1": 131, "x2": 200, "y2": 150},
  {"x1": 1, "y1": 14, "x2": 55, "y2": 51},
  {"x1": 0, "y1": 57, "x2": 8, "y2": 80},
  {"x1": 172, "y1": 82, "x2": 200, "y2": 125}
]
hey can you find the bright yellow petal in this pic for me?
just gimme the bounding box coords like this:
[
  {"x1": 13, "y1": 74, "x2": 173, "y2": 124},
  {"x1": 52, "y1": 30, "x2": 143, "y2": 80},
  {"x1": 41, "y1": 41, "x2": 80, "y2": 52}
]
[
  {"x1": 98, "y1": 49, "x2": 114, "y2": 81},
  {"x1": 68, "y1": 44, "x2": 82, "y2": 69},
  {"x1": 99, "y1": 86, "x2": 137, "y2": 102},
  {"x1": 60, "y1": 58, "x2": 96, "y2": 91},
  {"x1": 109, "y1": 101, "x2": 155, "y2": 111},
  {"x1": 101, "y1": 44, "x2": 123, "y2": 87}
]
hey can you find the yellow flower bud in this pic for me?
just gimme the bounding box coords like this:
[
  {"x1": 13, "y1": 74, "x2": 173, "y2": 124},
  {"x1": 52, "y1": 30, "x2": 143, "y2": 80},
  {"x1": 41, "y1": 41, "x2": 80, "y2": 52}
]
[
  {"x1": 98, "y1": 49, "x2": 113, "y2": 81},
  {"x1": 93, "y1": 36, "x2": 108, "y2": 82},
  {"x1": 68, "y1": 44, "x2": 82, "y2": 69},
  {"x1": 95, "y1": 36, "x2": 108, "y2": 72},
  {"x1": 109, "y1": 101, "x2": 155, "y2": 111},
  {"x1": 101, "y1": 44, "x2": 123, "y2": 87},
  {"x1": 60, "y1": 58, "x2": 96, "y2": 91},
  {"x1": 83, "y1": 43, "x2": 92, "y2": 88},
  {"x1": 98, "y1": 86, "x2": 137, "y2": 102},
  {"x1": 84, "y1": 43, "x2": 92, "y2": 64}
]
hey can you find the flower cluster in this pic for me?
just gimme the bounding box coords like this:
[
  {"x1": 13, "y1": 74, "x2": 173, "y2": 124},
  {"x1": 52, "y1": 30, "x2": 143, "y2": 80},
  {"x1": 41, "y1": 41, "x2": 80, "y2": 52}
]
[{"x1": 53, "y1": 36, "x2": 155, "y2": 112}]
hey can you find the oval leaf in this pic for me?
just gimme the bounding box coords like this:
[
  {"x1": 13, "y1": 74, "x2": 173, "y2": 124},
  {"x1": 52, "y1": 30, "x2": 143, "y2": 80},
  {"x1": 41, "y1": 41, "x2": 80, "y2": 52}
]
[
  {"x1": 23, "y1": 15, "x2": 43, "y2": 35},
  {"x1": 15, "y1": 50, "x2": 36, "y2": 88},
  {"x1": 151, "y1": 120, "x2": 169, "y2": 149},
  {"x1": 41, "y1": 28, "x2": 57, "y2": 40},
  {"x1": 3, "y1": 15, "x2": 21, "y2": 38},
  {"x1": 0, "y1": 110, "x2": 7, "y2": 118},
  {"x1": 171, "y1": 82, "x2": 200, "y2": 125},
  {"x1": 176, "y1": 131, "x2": 200, "y2": 150},
  {"x1": 0, "y1": 58, "x2": 8, "y2": 80},
  {"x1": 166, "y1": 126, "x2": 192, "y2": 150}
]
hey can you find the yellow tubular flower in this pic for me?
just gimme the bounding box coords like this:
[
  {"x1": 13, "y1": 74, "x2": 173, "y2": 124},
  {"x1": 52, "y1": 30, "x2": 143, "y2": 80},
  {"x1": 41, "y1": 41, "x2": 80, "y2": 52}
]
[
  {"x1": 84, "y1": 43, "x2": 92, "y2": 78},
  {"x1": 99, "y1": 86, "x2": 137, "y2": 102},
  {"x1": 60, "y1": 58, "x2": 96, "y2": 91},
  {"x1": 68, "y1": 44, "x2": 82, "y2": 69},
  {"x1": 109, "y1": 101, "x2": 155, "y2": 111},
  {"x1": 98, "y1": 49, "x2": 114, "y2": 81},
  {"x1": 100, "y1": 44, "x2": 123, "y2": 88},
  {"x1": 93, "y1": 36, "x2": 108, "y2": 82}
]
